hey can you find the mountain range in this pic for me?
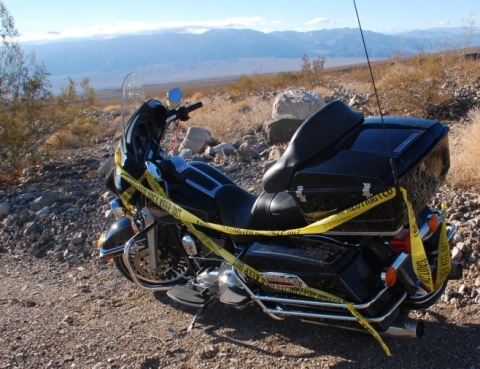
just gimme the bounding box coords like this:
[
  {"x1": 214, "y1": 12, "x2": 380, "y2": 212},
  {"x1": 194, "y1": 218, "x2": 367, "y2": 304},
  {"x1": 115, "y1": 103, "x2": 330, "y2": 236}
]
[{"x1": 22, "y1": 27, "x2": 480, "y2": 92}]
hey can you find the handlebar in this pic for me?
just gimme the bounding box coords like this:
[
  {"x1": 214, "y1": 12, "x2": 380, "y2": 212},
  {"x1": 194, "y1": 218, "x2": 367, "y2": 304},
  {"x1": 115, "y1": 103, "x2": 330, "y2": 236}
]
[{"x1": 166, "y1": 101, "x2": 203, "y2": 124}]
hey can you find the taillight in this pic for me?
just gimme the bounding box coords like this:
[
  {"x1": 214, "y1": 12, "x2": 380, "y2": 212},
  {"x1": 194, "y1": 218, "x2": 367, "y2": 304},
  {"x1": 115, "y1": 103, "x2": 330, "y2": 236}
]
[{"x1": 390, "y1": 228, "x2": 411, "y2": 253}]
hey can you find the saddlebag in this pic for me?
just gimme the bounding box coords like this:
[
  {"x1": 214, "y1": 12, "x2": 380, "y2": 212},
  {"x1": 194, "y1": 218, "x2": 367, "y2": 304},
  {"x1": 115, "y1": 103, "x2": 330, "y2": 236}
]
[{"x1": 289, "y1": 116, "x2": 450, "y2": 235}]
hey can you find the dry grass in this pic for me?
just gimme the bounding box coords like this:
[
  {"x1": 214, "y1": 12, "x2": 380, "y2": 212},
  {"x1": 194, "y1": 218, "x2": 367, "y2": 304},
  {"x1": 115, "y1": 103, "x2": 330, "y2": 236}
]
[
  {"x1": 449, "y1": 107, "x2": 480, "y2": 186},
  {"x1": 183, "y1": 95, "x2": 272, "y2": 142}
]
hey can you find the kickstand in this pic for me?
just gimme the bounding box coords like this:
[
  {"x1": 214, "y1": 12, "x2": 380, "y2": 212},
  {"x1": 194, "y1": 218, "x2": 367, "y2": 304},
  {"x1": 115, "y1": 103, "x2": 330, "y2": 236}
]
[{"x1": 187, "y1": 306, "x2": 206, "y2": 332}]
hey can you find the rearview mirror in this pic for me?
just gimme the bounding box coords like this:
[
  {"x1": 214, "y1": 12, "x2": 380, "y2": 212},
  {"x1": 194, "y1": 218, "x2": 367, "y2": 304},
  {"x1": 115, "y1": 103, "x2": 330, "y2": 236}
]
[{"x1": 167, "y1": 88, "x2": 183, "y2": 105}]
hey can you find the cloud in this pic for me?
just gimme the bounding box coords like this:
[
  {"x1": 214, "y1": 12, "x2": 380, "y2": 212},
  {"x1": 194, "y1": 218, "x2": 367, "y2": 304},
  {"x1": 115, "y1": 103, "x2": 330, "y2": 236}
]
[
  {"x1": 439, "y1": 20, "x2": 451, "y2": 26},
  {"x1": 305, "y1": 17, "x2": 335, "y2": 25},
  {"x1": 17, "y1": 16, "x2": 273, "y2": 43}
]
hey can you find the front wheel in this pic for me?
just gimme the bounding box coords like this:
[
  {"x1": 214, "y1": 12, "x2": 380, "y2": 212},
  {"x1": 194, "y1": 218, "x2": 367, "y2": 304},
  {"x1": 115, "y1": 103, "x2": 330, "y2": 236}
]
[{"x1": 113, "y1": 234, "x2": 193, "y2": 287}]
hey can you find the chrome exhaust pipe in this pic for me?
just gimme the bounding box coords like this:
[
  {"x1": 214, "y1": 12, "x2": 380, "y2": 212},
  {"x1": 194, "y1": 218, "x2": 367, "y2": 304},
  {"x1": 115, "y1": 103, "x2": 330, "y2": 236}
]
[{"x1": 383, "y1": 316, "x2": 424, "y2": 338}]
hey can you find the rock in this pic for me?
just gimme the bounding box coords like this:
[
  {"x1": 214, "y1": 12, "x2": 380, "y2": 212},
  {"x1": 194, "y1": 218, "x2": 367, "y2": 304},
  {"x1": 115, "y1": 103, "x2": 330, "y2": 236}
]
[
  {"x1": 179, "y1": 127, "x2": 212, "y2": 154},
  {"x1": 224, "y1": 163, "x2": 241, "y2": 173},
  {"x1": 179, "y1": 148, "x2": 193, "y2": 159},
  {"x1": 212, "y1": 142, "x2": 236, "y2": 157},
  {"x1": 97, "y1": 156, "x2": 115, "y2": 177},
  {"x1": 475, "y1": 276, "x2": 480, "y2": 287},
  {"x1": 236, "y1": 143, "x2": 258, "y2": 161},
  {"x1": 23, "y1": 222, "x2": 36, "y2": 237},
  {"x1": 264, "y1": 115, "x2": 303, "y2": 144},
  {"x1": 3, "y1": 216, "x2": 14, "y2": 227},
  {"x1": 71, "y1": 232, "x2": 84, "y2": 245},
  {"x1": 272, "y1": 89, "x2": 325, "y2": 120},
  {"x1": 30, "y1": 192, "x2": 59, "y2": 212},
  {"x1": 0, "y1": 202, "x2": 11, "y2": 216},
  {"x1": 451, "y1": 247, "x2": 464, "y2": 261},
  {"x1": 268, "y1": 147, "x2": 285, "y2": 161},
  {"x1": 449, "y1": 212, "x2": 464, "y2": 221}
]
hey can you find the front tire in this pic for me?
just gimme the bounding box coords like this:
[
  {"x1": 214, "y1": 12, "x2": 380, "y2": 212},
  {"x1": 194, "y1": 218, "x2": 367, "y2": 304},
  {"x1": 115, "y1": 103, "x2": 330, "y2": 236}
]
[{"x1": 113, "y1": 228, "x2": 193, "y2": 287}]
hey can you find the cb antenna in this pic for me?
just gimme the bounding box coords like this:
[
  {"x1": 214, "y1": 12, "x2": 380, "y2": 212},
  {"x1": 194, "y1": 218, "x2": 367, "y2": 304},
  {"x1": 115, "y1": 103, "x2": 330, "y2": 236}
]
[{"x1": 353, "y1": 0, "x2": 400, "y2": 188}]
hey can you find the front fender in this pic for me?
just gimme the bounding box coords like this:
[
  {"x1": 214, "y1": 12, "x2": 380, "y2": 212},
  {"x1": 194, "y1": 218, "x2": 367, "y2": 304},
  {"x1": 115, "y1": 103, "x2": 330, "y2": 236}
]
[{"x1": 98, "y1": 217, "x2": 135, "y2": 258}]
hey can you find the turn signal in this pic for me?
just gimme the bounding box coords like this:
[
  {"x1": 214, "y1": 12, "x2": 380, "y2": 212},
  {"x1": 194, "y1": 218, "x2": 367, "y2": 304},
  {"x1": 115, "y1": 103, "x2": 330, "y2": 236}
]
[
  {"x1": 382, "y1": 267, "x2": 397, "y2": 287},
  {"x1": 428, "y1": 214, "x2": 439, "y2": 233},
  {"x1": 97, "y1": 232, "x2": 106, "y2": 248}
]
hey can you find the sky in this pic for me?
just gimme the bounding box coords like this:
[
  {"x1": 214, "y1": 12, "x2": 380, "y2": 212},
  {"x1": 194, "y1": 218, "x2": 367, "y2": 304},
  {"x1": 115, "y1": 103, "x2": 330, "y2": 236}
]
[{"x1": 4, "y1": 0, "x2": 479, "y2": 43}]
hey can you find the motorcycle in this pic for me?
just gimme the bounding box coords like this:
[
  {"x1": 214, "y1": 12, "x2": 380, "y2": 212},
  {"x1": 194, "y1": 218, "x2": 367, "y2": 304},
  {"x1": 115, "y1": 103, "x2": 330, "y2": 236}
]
[{"x1": 98, "y1": 72, "x2": 461, "y2": 356}]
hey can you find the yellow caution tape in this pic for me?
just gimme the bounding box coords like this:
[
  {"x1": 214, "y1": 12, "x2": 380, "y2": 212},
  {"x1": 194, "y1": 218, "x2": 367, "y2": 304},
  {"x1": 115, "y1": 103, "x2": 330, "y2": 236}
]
[
  {"x1": 114, "y1": 161, "x2": 452, "y2": 356},
  {"x1": 400, "y1": 189, "x2": 451, "y2": 292}
]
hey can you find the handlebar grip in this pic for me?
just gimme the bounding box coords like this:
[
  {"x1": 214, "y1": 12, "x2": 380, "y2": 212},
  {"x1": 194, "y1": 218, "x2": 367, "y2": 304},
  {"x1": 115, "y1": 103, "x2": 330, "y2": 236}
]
[{"x1": 186, "y1": 101, "x2": 203, "y2": 112}]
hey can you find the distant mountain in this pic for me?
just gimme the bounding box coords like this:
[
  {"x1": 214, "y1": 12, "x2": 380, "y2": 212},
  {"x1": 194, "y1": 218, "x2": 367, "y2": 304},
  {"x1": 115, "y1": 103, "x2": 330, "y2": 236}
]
[{"x1": 22, "y1": 27, "x2": 480, "y2": 92}]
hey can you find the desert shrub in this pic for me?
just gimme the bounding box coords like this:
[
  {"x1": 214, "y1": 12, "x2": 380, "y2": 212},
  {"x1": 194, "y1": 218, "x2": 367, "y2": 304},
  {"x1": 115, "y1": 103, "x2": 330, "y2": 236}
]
[
  {"x1": 299, "y1": 54, "x2": 325, "y2": 89},
  {"x1": 449, "y1": 107, "x2": 480, "y2": 186},
  {"x1": 375, "y1": 50, "x2": 478, "y2": 119},
  {"x1": 42, "y1": 77, "x2": 98, "y2": 150},
  {"x1": 0, "y1": 3, "x2": 97, "y2": 174},
  {"x1": 0, "y1": 2, "x2": 51, "y2": 173}
]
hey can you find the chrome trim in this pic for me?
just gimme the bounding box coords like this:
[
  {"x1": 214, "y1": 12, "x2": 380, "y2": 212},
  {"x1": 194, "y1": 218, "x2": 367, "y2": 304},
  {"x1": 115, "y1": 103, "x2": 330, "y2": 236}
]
[
  {"x1": 182, "y1": 235, "x2": 198, "y2": 256},
  {"x1": 296, "y1": 186, "x2": 307, "y2": 203},
  {"x1": 145, "y1": 160, "x2": 162, "y2": 180},
  {"x1": 446, "y1": 222, "x2": 456, "y2": 241},
  {"x1": 99, "y1": 244, "x2": 125, "y2": 258},
  {"x1": 383, "y1": 316, "x2": 424, "y2": 338},
  {"x1": 260, "y1": 292, "x2": 405, "y2": 323},
  {"x1": 141, "y1": 209, "x2": 159, "y2": 272},
  {"x1": 362, "y1": 183, "x2": 372, "y2": 198},
  {"x1": 231, "y1": 269, "x2": 406, "y2": 323}
]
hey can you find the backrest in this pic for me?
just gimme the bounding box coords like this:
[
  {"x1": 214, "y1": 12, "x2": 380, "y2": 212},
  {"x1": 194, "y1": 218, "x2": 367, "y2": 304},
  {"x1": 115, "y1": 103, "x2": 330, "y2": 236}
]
[{"x1": 262, "y1": 100, "x2": 364, "y2": 193}]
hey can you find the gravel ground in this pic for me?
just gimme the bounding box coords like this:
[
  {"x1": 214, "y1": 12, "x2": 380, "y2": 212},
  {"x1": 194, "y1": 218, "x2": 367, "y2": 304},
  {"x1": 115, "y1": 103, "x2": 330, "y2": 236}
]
[{"x1": 0, "y1": 139, "x2": 479, "y2": 369}]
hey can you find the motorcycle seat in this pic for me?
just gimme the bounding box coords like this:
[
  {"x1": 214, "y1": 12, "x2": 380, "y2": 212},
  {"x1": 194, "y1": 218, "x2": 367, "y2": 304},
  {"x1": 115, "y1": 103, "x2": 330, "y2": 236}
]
[
  {"x1": 214, "y1": 185, "x2": 307, "y2": 233},
  {"x1": 262, "y1": 100, "x2": 364, "y2": 193}
]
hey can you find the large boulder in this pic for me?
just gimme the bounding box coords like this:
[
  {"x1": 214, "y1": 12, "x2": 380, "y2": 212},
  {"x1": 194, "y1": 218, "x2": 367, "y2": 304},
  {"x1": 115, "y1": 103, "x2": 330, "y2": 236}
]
[
  {"x1": 272, "y1": 89, "x2": 325, "y2": 120},
  {"x1": 179, "y1": 127, "x2": 212, "y2": 155}
]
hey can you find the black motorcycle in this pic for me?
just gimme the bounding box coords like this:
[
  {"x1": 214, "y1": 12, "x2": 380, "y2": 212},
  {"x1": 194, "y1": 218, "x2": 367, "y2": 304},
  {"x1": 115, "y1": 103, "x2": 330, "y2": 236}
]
[{"x1": 98, "y1": 73, "x2": 460, "y2": 355}]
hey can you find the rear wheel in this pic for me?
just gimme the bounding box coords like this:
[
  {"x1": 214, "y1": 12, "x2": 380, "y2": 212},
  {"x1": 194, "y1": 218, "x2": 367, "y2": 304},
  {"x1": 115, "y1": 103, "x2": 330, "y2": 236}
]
[{"x1": 402, "y1": 280, "x2": 449, "y2": 310}]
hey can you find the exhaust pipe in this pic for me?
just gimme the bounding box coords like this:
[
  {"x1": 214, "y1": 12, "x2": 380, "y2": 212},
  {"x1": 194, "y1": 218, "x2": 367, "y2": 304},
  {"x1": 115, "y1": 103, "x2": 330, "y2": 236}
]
[{"x1": 383, "y1": 316, "x2": 424, "y2": 338}]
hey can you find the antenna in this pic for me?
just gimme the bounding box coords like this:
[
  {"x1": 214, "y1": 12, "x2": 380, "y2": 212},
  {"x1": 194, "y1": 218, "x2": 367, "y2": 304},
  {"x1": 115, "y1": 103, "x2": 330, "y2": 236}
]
[{"x1": 353, "y1": 0, "x2": 400, "y2": 188}]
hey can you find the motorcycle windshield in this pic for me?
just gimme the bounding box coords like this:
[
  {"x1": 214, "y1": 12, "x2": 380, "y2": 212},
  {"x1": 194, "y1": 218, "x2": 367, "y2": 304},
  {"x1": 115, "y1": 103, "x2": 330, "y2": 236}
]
[{"x1": 121, "y1": 72, "x2": 145, "y2": 134}]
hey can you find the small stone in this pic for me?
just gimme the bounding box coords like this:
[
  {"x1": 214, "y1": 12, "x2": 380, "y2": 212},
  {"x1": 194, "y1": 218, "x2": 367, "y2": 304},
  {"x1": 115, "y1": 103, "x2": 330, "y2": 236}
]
[
  {"x1": 451, "y1": 247, "x2": 463, "y2": 261},
  {"x1": 449, "y1": 212, "x2": 464, "y2": 221},
  {"x1": 475, "y1": 276, "x2": 480, "y2": 287},
  {"x1": 0, "y1": 202, "x2": 11, "y2": 216},
  {"x1": 71, "y1": 232, "x2": 84, "y2": 245}
]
